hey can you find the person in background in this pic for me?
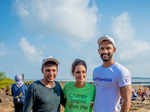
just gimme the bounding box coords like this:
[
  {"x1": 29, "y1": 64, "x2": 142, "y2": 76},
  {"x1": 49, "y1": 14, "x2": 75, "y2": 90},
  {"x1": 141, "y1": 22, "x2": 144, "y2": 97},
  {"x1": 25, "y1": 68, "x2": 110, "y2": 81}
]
[
  {"x1": 11, "y1": 74, "x2": 28, "y2": 112},
  {"x1": 143, "y1": 87, "x2": 148, "y2": 97},
  {"x1": 63, "y1": 58, "x2": 95, "y2": 112},
  {"x1": 138, "y1": 87, "x2": 142, "y2": 96},
  {"x1": 23, "y1": 56, "x2": 65, "y2": 112},
  {"x1": 93, "y1": 35, "x2": 132, "y2": 112},
  {"x1": 131, "y1": 89, "x2": 138, "y2": 101}
]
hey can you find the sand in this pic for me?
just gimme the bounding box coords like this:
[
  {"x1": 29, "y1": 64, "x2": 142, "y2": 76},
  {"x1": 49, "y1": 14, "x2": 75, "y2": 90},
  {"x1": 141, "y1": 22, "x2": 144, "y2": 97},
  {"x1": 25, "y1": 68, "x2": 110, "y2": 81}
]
[
  {"x1": 130, "y1": 97, "x2": 150, "y2": 112},
  {"x1": 0, "y1": 95, "x2": 150, "y2": 112}
]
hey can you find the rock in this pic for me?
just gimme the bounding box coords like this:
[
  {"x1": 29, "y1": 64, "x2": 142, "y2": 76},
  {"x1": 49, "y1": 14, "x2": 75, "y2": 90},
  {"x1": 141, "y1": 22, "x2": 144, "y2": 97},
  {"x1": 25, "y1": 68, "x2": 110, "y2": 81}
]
[
  {"x1": 0, "y1": 98, "x2": 2, "y2": 103},
  {"x1": 0, "y1": 89, "x2": 3, "y2": 94},
  {"x1": 0, "y1": 88, "x2": 4, "y2": 95},
  {"x1": 5, "y1": 86, "x2": 12, "y2": 96}
]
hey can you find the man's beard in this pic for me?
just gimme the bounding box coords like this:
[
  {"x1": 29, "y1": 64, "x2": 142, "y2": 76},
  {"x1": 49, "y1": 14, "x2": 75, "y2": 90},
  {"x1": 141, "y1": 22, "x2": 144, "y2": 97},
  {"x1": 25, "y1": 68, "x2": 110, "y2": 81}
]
[{"x1": 100, "y1": 53, "x2": 113, "y2": 62}]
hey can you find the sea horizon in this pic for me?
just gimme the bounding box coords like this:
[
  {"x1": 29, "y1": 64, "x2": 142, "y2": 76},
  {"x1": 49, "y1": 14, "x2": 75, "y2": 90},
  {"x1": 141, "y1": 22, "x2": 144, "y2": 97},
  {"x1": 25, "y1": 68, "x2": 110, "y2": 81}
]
[{"x1": 24, "y1": 76, "x2": 150, "y2": 86}]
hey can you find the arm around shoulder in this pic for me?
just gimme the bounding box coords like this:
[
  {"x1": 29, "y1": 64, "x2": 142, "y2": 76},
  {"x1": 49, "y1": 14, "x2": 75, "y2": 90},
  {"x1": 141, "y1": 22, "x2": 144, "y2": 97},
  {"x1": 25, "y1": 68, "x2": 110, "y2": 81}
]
[{"x1": 56, "y1": 81, "x2": 66, "y2": 107}]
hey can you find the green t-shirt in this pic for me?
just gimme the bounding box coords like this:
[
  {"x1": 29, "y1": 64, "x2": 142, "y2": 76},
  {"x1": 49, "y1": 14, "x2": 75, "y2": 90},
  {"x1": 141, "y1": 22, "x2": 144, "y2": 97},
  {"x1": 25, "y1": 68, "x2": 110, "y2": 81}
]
[{"x1": 63, "y1": 82, "x2": 95, "y2": 112}]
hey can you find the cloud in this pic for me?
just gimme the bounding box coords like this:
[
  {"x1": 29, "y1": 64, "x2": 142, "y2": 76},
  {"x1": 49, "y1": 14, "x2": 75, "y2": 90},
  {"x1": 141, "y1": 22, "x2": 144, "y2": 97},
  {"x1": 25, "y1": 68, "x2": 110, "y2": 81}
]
[
  {"x1": 15, "y1": 0, "x2": 100, "y2": 41},
  {"x1": 111, "y1": 12, "x2": 150, "y2": 61},
  {"x1": 0, "y1": 42, "x2": 7, "y2": 56},
  {"x1": 19, "y1": 38, "x2": 43, "y2": 62}
]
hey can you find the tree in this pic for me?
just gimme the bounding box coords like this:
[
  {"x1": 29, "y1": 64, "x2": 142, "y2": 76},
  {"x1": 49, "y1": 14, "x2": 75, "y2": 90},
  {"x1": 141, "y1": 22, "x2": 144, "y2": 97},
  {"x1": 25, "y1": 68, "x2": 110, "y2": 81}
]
[{"x1": 0, "y1": 72, "x2": 6, "y2": 80}]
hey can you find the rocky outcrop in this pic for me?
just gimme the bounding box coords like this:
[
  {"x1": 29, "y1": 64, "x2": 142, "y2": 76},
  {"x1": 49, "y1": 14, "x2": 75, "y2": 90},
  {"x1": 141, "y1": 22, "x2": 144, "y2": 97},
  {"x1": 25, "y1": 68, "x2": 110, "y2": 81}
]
[{"x1": 0, "y1": 88, "x2": 14, "y2": 112}]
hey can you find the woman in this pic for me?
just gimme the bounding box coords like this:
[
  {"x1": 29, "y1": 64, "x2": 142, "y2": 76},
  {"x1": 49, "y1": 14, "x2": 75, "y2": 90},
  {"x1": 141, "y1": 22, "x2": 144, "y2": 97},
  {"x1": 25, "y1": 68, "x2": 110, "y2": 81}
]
[{"x1": 63, "y1": 59, "x2": 95, "y2": 112}]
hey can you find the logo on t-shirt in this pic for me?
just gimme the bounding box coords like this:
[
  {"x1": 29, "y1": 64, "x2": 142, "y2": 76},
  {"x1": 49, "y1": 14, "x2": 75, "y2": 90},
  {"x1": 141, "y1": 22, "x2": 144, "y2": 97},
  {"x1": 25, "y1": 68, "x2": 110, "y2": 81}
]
[
  {"x1": 123, "y1": 76, "x2": 131, "y2": 83},
  {"x1": 95, "y1": 77, "x2": 112, "y2": 82}
]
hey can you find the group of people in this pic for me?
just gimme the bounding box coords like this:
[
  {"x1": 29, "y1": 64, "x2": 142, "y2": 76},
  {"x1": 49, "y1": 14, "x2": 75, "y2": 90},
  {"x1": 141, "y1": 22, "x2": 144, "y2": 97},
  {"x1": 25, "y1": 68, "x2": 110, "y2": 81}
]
[
  {"x1": 132, "y1": 87, "x2": 150, "y2": 102},
  {"x1": 11, "y1": 35, "x2": 132, "y2": 112}
]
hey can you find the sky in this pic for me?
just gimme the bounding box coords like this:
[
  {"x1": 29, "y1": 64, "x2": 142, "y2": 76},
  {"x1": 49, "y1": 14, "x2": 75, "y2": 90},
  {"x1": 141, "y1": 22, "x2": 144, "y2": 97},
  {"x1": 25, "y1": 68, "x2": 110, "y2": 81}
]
[{"x1": 0, "y1": 0, "x2": 150, "y2": 80}]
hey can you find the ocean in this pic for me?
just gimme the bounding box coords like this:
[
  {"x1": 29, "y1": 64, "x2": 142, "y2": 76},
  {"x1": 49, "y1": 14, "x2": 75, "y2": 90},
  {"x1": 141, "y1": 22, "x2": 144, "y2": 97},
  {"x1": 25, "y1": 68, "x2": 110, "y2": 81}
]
[
  {"x1": 132, "y1": 77, "x2": 150, "y2": 86},
  {"x1": 25, "y1": 77, "x2": 150, "y2": 86},
  {"x1": 58, "y1": 77, "x2": 150, "y2": 86}
]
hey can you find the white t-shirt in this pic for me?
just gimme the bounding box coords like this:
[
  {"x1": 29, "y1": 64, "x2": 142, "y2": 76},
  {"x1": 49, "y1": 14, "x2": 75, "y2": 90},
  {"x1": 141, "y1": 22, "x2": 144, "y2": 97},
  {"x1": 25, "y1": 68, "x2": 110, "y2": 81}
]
[{"x1": 93, "y1": 62, "x2": 131, "y2": 112}]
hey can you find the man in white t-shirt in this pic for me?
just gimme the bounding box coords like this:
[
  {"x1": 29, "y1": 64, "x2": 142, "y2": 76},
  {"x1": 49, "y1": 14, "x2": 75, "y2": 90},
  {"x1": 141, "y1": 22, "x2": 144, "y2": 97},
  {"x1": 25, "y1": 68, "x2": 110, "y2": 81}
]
[{"x1": 93, "y1": 35, "x2": 132, "y2": 112}]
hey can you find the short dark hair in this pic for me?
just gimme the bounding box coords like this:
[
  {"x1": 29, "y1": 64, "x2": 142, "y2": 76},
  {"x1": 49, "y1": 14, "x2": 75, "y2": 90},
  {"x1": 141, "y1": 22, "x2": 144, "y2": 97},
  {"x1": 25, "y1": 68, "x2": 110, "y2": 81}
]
[
  {"x1": 41, "y1": 61, "x2": 58, "y2": 72},
  {"x1": 72, "y1": 58, "x2": 87, "y2": 73}
]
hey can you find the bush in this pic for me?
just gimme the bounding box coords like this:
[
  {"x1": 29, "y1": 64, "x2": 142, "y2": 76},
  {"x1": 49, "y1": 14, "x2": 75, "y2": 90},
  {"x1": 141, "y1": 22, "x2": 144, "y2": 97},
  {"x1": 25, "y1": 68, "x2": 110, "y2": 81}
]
[
  {"x1": 0, "y1": 78, "x2": 15, "y2": 88},
  {"x1": 0, "y1": 72, "x2": 6, "y2": 80}
]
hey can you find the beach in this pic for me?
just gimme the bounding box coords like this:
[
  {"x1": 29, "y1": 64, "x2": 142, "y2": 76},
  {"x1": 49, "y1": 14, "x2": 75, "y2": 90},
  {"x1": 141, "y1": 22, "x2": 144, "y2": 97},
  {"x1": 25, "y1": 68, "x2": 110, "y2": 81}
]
[
  {"x1": 130, "y1": 96, "x2": 150, "y2": 112},
  {"x1": 0, "y1": 84, "x2": 150, "y2": 112}
]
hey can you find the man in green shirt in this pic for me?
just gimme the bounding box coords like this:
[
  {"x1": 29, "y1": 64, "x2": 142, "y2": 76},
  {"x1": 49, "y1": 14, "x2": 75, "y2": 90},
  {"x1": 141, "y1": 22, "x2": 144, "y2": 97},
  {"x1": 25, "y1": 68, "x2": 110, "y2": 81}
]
[{"x1": 23, "y1": 56, "x2": 65, "y2": 112}]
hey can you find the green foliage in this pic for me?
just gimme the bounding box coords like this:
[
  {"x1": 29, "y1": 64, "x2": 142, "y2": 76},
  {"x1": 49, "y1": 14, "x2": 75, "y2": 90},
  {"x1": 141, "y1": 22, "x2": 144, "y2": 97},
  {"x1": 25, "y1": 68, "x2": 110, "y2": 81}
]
[
  {"x1": 0, "y1": 78, "x2": 15, "y2": 88},
  {"x1": 25, "y1": 80, "x2": 33, "y2": 85},
  {"x1": 0, "y1": 72, "x2": 6, "y2": 80}
]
